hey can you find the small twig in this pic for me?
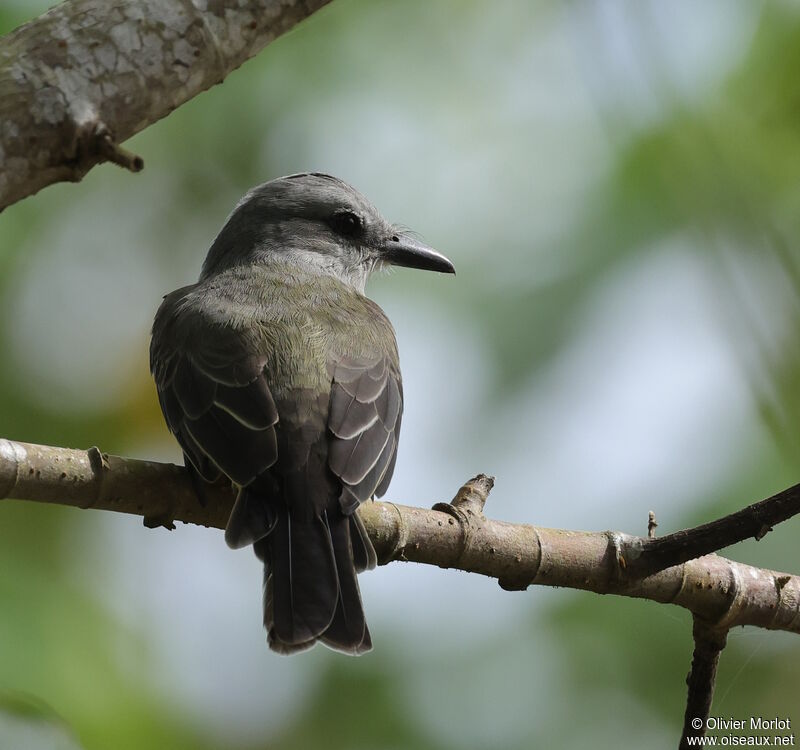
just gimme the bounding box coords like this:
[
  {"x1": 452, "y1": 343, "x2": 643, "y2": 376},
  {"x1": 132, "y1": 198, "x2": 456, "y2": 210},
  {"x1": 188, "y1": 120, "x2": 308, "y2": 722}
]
[
  {"x1": 68, "y1": 121, "x2": 144, "y2": 179},
  {"x1": 679, "y1": 617, "x2": 728, "y2": 749},
  {"x1": 94, "y1": 124, "x2": 144, "y2": 172},
  {"x1": 648, "y1": 510, "x2": 658, "y2": 539},
  {"x1": 628, "y1": 482, "x2": 800, "y2": 578},
  {"x1": 432, "y1": 473, "x2": 494, "y2": 521}
]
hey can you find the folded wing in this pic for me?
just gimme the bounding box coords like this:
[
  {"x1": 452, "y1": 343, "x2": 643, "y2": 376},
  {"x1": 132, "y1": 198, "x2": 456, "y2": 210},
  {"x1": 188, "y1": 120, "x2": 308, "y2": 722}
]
[{"x1": 327, "y1": 354, "x2": 403, "y2": 520}]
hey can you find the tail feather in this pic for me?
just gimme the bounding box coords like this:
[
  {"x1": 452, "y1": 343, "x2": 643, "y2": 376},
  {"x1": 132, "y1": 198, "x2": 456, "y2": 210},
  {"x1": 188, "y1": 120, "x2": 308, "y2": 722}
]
[
  {"x1": 225, "y1": 487, "x2": 278, "y2": 549},
  {"x1": 350, "y1": 512, "x2": 378, "y2": 573},
  {"x1": 254, "y1": 538, "x2": 313, "y2": 654},
  {"x1": 267, "y1": 510, "x2": 339, "y2": 647},
  {"x1": 262, "y1": 572, "x2": 317, "y2": 655},
  {"x1": 253, "y1": 505, "x2": 374, "y2": 655},
  {"x1": 319, "y1": 512, "x2": 371, "y2": 655}
]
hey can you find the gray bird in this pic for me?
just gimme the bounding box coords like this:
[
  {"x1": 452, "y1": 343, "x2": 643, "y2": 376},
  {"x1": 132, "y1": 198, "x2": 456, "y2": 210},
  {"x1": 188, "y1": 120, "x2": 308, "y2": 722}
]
[{"x1": 150, "y1": 173, "x2": 454, "y2": 654}]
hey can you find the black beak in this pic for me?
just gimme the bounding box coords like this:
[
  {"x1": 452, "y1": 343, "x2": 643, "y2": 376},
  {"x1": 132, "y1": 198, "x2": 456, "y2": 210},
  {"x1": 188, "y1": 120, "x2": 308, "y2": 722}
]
[{"x1": 381, "y1": 233, "x2": 455, "y2": 274}]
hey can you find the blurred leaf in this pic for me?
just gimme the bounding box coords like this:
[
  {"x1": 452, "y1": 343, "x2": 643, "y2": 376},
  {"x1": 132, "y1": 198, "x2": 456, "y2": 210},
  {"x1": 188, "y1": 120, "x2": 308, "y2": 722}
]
[{"x1": 272, "y1": 656, "x2": 447, "y2": 750}]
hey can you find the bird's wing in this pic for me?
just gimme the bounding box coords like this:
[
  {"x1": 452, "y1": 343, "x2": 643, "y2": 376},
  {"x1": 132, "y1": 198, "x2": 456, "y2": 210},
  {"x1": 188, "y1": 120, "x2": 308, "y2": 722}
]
[
  {"x1": 151, "y1": 322, "x2": 280, "y2": 538},
  {"x1": 327, "y1": 354, "x2": 404, "y2": 516}
]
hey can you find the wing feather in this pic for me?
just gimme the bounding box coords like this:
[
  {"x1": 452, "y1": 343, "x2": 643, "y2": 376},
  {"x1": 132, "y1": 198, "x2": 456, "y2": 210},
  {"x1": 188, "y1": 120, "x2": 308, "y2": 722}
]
[
  {"x1": 327, "y1": 354, "x2": 403, "y2": 514},
  {"x1": 151, "y1": 318, "x2": 279, "y2": 493}
]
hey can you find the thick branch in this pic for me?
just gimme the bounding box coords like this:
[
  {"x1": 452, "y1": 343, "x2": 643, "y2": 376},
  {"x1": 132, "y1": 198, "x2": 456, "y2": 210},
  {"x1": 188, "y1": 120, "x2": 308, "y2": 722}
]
[
  {"x1": 0, "y1": 0, "x2": 331, "y2": 210},
  {"x1": 2, "y1": 438, "x2": 800, "y2": 635}
]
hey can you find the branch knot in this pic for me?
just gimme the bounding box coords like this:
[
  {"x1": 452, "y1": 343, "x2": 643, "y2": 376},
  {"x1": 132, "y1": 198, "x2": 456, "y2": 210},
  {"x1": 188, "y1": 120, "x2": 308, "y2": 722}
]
[{"x1": 432, "y1": 474, "x2": 495, "y2": 570}]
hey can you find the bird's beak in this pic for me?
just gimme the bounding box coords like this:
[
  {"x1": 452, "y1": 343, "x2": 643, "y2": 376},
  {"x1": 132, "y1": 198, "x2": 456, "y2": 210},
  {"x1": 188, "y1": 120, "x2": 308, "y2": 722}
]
[{"x1": 381, "y1": 233, "x2": 455, "y2": 274}]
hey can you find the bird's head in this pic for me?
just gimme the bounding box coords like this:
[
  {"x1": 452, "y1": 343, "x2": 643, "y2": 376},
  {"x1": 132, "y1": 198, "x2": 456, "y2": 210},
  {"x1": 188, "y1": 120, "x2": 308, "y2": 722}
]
[{"x1": 200, "y1": 173, "x2": 455, "y2": 291}]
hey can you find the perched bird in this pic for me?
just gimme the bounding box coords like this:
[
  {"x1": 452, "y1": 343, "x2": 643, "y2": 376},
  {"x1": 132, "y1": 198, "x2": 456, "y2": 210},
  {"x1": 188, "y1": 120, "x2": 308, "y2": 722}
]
[{"x1": 150, "y1": 173, "x2": 454, "y2": 654}]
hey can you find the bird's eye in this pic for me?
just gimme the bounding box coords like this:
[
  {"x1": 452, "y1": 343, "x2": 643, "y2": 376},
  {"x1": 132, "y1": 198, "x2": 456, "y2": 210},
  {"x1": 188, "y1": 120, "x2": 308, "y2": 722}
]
[{"x1": 330, "y1": 210, "x2": 363, "y2": 237}]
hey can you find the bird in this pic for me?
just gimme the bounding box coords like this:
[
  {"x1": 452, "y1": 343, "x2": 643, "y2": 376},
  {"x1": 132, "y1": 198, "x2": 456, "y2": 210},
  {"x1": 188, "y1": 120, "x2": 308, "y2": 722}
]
[{"x1": 150, "y1": 173, "x2": 455, "y2": 654}]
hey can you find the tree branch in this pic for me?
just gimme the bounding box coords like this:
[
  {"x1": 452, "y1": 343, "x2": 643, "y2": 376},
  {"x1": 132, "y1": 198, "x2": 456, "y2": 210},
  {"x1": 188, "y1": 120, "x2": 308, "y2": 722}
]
[
  {"x1": 679, "y1": 617, "x2": 728, "y2": 750},
  {"x1": 2, "y1": 438, "x2": 800, "y2": 636},
  {"x1": 0, "y1": 0, "x2": 331, "y2": 210},
  {"x1": 627, "y1": 482, "x2": 800, "y2": 578}
]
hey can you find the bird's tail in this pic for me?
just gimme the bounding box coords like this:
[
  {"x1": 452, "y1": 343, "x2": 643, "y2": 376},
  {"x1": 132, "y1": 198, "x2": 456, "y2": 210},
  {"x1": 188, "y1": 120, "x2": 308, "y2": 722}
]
[{"x1": 251, "y1": 498, "x2": 376, "y2": 655}]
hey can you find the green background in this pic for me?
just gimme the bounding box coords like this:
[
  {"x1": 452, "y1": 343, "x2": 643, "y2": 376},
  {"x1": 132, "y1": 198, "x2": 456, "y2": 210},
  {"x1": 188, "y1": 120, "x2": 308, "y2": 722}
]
[{"x1": 1, "y1": 1, "x2": 799, "y2": 748}]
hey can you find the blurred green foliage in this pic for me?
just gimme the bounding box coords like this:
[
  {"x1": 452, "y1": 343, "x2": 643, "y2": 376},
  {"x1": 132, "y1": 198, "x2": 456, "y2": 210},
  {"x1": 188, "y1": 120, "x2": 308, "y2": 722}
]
[{"x1": 2, "y1": 1, "x2": 800, "y2": 748}]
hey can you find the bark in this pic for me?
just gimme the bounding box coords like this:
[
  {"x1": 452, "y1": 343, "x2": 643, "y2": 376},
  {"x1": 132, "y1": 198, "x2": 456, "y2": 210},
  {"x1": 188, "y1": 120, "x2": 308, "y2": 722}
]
[
  {"x1": 0, "y1": 0, "x2": 331, "y2": 210},
  {"x1": 2, "y1": 438, "x2": 799, "y2": 636}
]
